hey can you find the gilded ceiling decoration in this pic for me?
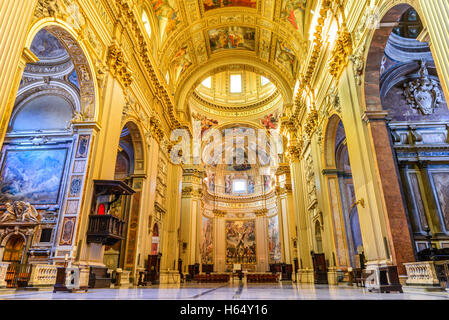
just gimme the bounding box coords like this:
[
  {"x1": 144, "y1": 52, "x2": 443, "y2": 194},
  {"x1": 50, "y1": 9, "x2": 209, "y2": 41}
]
[{"x1": 143, "y1": 0, "x2": 312, "y2": 109}]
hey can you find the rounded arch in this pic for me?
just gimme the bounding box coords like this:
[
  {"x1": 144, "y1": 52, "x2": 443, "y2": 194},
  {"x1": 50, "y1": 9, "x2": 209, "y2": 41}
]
[
  {"x1": 0, "y1": 231, "x2": 27, "y2": 248},
  {"x1": 118, "y1": 120, "x2": 147, "y2": 176},
  {"x1": 362, "y1": 2, "x2": 421, "y2": 112},
  {"x1": 175, "y1": 55, "x2": 294, "y2": 115},
  {"x1": 323, "y1": 113, "x2": 343, "y2": 168},
  {"x1": 25, "y1": 19, "x2": 99, "y2": 122}
]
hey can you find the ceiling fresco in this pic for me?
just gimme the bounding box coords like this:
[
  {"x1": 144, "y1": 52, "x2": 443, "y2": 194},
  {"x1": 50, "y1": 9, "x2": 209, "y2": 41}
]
[{"x1": 143, "y1": 0, "x2": 312, "y2": 93}]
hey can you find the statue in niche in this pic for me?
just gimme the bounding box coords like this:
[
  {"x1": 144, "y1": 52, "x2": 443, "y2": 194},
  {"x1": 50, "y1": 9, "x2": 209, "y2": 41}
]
[{"x1": 404, "y1": 59, "x2": 442, "y2": 115}]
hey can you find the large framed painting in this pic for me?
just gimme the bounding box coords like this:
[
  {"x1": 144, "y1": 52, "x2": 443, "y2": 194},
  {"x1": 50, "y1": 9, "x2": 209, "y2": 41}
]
[
  {"x1": 225, "y1": 220, "x2": 256, "y2": 264},
  {"x1": 201, "y1": 217, "x2": 214, "y2": 264},
  {"x1": 203, "y1": 0, "x2": 257, "y2": 12},
  {"x1": 431, "y1": 172, "x2": 449, "y2": 229},
  {"x1": 208, "y1": 26, "x2": 256, "y2": 52},
  {"x1": 0, "y1": 148, "x2": 68, "y2": 204},
  {"x1": 268, "y1": 215, "x2": 281, "y2": 263}
]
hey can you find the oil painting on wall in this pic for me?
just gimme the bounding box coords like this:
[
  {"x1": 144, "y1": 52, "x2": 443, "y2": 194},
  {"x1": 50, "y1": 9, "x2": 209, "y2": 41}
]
[
  {"x1": 432, "y1": 172, "x2": 449, "y2": 229},
  {"x1": 225, "y1": 220, "x2": 256, "y2": 264},
  {"x1": 268, "y1": 215, "x2": 281, "y2": 263},
  {"x1": 201, "y1": 217, "x2": 214, "y2": 264},
  {"x1": 0, "y1": 148, "x2": 68, "y2": 204},
  {"x1": 151, "y1": 0, "x2": 181, "y2": 40},
  {"x1": 275, "y1": 40, "x2": 297, "y2": 76},
  {"x1": 203, "y1": 0, "x2": 257, "y2": 11},
  {"x1": 280, "y1": 0, "x2": 306, "y2": 31},
  {"x1": 208, "y1": 26, "x2": 256, "y2": 52},
  {"x1": 172, "y1": 45, "x2": 192, "y2": 82}
]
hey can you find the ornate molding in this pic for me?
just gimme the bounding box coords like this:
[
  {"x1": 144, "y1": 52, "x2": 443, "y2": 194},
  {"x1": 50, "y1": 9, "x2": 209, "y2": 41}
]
[{"x1": 106, "y1": 44, "x2": 132, "y2": 87}]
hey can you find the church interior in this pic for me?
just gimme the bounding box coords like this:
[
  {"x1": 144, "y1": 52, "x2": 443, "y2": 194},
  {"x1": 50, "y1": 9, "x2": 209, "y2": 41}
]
[{"x1": 0, "y1": 0, "x2": 449, "y2": 300}]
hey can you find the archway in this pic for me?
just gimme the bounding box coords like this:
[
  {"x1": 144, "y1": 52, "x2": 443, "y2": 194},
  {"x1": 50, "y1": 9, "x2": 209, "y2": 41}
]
[
  {"x1": 362, "y1": 3, "x2": 449, "y2": 272},
  {"x1": 104, "y1": 121, "x2": 146, "y2": 275},
  {"x1": 323, "y1": 115, "x2": 363, "y2": 269},
  {"x1": 0, "y1": 25, "x2": 97, "y2": 265},
  {"x1": 2, "y1": 235, "x2": 25, "y2": 263}
]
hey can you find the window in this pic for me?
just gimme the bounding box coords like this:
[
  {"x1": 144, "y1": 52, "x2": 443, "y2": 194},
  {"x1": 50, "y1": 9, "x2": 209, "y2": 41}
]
[
  {"x1": 40, "y1": 228, "x2": 53, "y2": 243},
  {"x1": 233, "y1": 179, "x2": 247, "y2": 193},
  {"x1": 230, "y1": 74, "x2": 242, "y2": 93},
  {"x1": 261, "y1": 76, "x2": 270, "y2": 86},
  {"x1": 202, "y1": 77, "x2": 211, "y2": 88},
  {"x1": 165, "y1": 71, "x2": 170, "y2": 84},
  {"x1": 142, "y1": 11, "x2": 152, "y2": 38}
]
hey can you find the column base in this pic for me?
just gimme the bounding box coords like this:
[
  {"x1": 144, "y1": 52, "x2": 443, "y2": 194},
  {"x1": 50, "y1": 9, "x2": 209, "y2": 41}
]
[
  {"x1": 159, "y1": 270, "x2": 181, "y2": 284},
  {"x1": 327, "y1": 267, "x2": 338, "y2": 285},
  {"x1": 365, "y1": 264, "x2": 403, "y2": 293},
  {"x1": 297, "y1": 269, "x2": 314, "y2": 283}
]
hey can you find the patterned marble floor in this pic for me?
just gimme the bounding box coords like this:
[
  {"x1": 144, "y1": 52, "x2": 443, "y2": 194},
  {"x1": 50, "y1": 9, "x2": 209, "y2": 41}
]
[{"x1": 0, "y1": 283, "x2": 448, "y2": 300}]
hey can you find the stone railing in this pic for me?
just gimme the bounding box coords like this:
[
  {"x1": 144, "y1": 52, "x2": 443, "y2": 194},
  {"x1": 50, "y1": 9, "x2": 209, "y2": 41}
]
[
  {"x1": 404, "y1": 261, "x2": 448, "y2": 286},
  {"x1": 0, "y1": 262, "x2": 10, "y2": 288},
  {"x1": 28, "y1": 264, "x2": 58, "y2": 287}
]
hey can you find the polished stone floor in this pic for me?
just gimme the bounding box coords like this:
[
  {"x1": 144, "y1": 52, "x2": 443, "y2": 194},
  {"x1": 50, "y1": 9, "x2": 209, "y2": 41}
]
[{"x1": 0, "y1": 283, "x2": 448, "y2": 300}]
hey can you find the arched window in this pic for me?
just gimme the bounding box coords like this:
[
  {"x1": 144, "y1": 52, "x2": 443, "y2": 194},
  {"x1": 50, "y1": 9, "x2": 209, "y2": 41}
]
[{"x1": 142, "y1": 11, "x2": 152, "y2": 39}]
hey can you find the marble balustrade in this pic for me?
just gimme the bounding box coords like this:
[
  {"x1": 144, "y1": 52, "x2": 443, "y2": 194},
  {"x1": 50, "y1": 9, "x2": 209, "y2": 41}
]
[{"x1": 404, "y1": 260, "x2": 449, "y2": 286}]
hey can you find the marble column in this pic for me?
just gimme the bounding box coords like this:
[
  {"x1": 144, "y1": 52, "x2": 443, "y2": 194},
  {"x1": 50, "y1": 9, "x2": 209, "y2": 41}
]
[
  {"x1": 179, "y1": 167, "x2": 204, "y2": 272},
  {"x1": 419, "y1": 0, "x2": 449, "y2": 102},
  {"x1": 0, "y1": 0, "x2": 38, "y2": 146},
  {"x1": 290, "y1": 155, "x2": 314, "y2": 283},
  {"x1": 361, "y1": 111, "x2": 415, "y2": 275}
]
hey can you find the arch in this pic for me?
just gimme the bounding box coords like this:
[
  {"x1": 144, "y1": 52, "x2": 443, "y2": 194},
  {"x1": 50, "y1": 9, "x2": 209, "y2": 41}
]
[
  {"x1": 363, "y1": 2, "x2": 421, "y2": 112},
  {"x1": 175, "y1": 56, "x2": 294, "y2": 116},
  {"x1": 119, "y1": 120, "x2": 147, "y2": 176},
  {"x1": 25, "y1": 19, "x2": 99, "y2": 122},
  {"x1": 2, "y1": 235, "x2": 26, "y2": 263},
  {"x1": 314, "y1": 220, "x2": 323, "y2": 253},
  {"x1": 323, "y1": 113, "x2": 343, "y2": 168}
]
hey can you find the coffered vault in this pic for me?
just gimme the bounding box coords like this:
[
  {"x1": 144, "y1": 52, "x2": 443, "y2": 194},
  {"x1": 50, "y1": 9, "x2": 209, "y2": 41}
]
[{"x1": 139, "y1": 0, "x2": 314, "y2": 121}]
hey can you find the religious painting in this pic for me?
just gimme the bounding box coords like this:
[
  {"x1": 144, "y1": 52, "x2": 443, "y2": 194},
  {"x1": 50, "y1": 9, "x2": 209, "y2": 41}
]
[
  {"x1": 248, "y1": 175, "x2": 255, "y2": 194},
  {"x1": 409, "y1": 172, "x2": 428, "y2": 229},
  {"x1": 225, "y1": 220, "x2": 256, "y2": 264},
  {"x1": 260, "y1": 113, "x2": 279, "y2": 130},
  {"x1": 275, "y1": 40, "x2": 297, "y2": 75},
  {"x1": 432, "y1": 172, "x2": 449, "y2": 229},
  {"x1": 280, "y1": 0, "x2": 306, "y2": 31},
  {"x1": 30, "y1": 29, "x2": 67, "y2": 59},
  {"x1": 208, "y1": 26, "x2": 256, "y2": 52},
  {"x1": 0, "y1": 148, "x2": 68, "y2": 204},
  {"x1": 59, "y1": 217, "x2": 76, "y2": 245},
  {"x1": 192, "y1": 112, "x2": 219, "y2": 135},
  {"x1": 263, "y1": 175, "x2": 271, "y2": 192},
  {"x1": 151, "y1": 0, "x2": 181, "y2": 40},
  {"x1": 173, "y1": 45, "x2": 192, "y2": 82},
  {"x1": 268, "y1": 215, "x2": 281, "y2": 263},
  {"x1": 208, "y1": 173, "x2": 216, "y2": 192},
  {"x1": 201, "y1": 217, "x2": 214, "y2": 264},
  {"x1": 203, "y1": 0, "x2": 257, "y2": 12},
  {"x1": 225, "y1": 175, "x2": 232, "y2": 194}
]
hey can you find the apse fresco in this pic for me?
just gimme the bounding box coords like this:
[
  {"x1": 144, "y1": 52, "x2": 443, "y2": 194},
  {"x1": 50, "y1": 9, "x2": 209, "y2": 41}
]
[
  {"x1": 281, "y1": 0, "x2": 306, "y2": 31},
  {"x1": 268, "y1": 215, "x2": 281, "y2": 263},
  {"x1": 208, "y1": 26, "x2": 256, "y2": 52},
  {"x1": 30, "y1": 29, "x2": 67, "y2": 59},
  {"x1": 432, "y1": 172, "x2": 449, "y2": 229},
  {"x1": 203, "y1": 0, "x2": 257, "y2": 11},
  {"x1": 173, "y1": 45, "x2": 192, "y2": 81},
  {"x1": 201, "y1": 217, "x2": 214, "y2": 264},
  {"x1": 275, "y1": 40, "x2": 297, "y2": 75},
  {"x1": 151, "y1": 0, "x2": 181, "y2": 40},
  {"x1": 226, "y1": 220, "x2": 256, "y2": 264},
  {"x1": 0, "y1": 149, "x2": 68, "y2": 204},
  {"x1": 248, "y1": 175, "x2": 255, "y2": 194}
]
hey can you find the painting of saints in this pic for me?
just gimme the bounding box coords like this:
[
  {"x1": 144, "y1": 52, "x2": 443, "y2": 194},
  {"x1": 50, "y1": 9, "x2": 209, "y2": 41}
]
[
  {"x1": 173, "y1": 46, "x2": 192, "y2": 81},
  {"x1": 280, "y1": 0, "x2": 306, "y2": 32},
  {"x1": 248, "y1": 175, "x2": 255, "y2": 194},
  {"x1": 208, "y1": 27, "x2": 256, "y2": 52},
  {"x1": 225, "y1": 175, "x2": 232, "y2": 194},
  {"x1": 261, "y1": 113, "x2": 279, "y2": 130},
  {"x1": 203, "y1": 0, "x2": 257, "y2": 12},
  {"x1": 275, "y1": 40, "x2": 297, "y2": 75},
  {"x1": 151, "y1": 0, "x2": 181, "y2": 40}
]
